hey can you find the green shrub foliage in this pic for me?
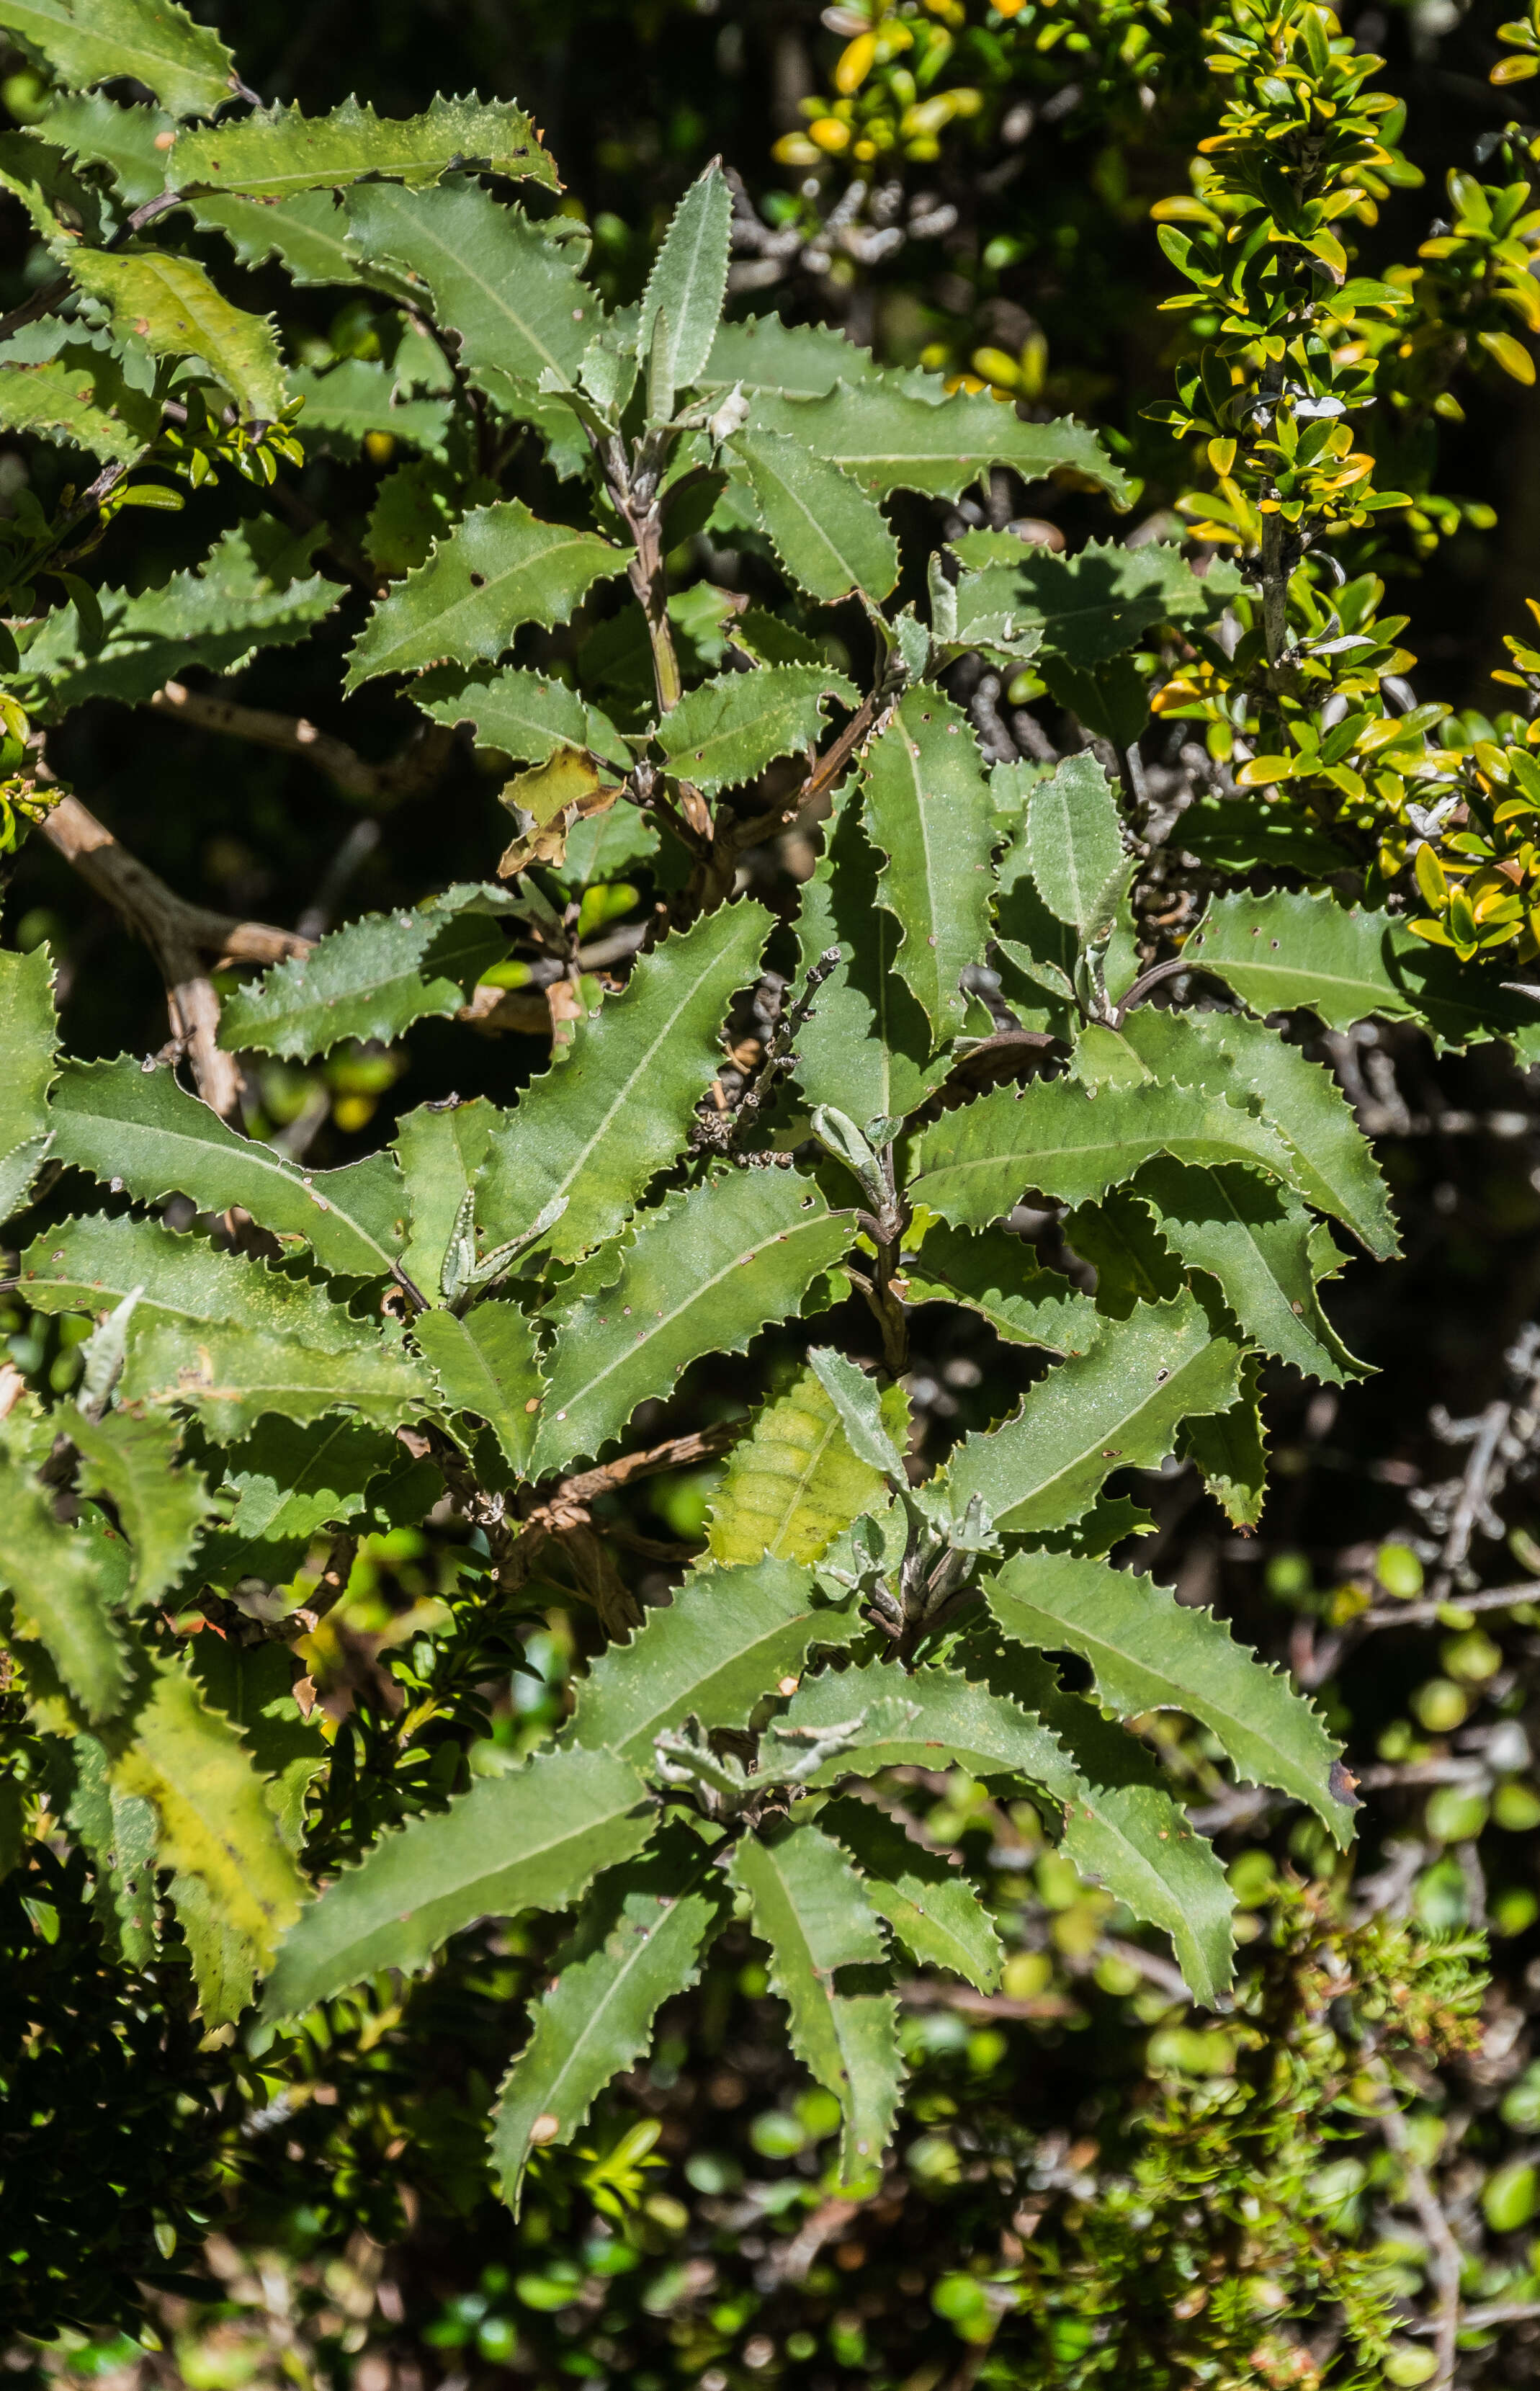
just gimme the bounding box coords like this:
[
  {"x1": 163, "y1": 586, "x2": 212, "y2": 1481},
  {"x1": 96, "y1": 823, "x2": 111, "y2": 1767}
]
[{"x1": 0, "y1": 0, "x2": 1532, "y2": 2351}]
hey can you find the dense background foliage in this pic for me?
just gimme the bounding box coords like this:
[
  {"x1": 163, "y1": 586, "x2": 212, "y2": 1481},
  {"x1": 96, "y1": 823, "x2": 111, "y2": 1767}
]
[{"x1": 12, "y1": 0, "x2": 1540, "y2": 2387}]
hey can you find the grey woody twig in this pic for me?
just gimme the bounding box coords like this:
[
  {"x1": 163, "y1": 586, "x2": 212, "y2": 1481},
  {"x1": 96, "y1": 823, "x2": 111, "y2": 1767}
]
[{"x1": 149, "y1": 681, "x2": 455, "y2": 808}]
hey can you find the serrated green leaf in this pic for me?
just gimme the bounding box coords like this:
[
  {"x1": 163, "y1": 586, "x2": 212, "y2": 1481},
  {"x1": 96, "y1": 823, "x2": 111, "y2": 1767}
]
[
  {"x1": 985, "y1": 1549, "x2": 1355, "y2": 1844},
  {"x1": 30, "y1": 90, "x2": 171, "y2": 202},
  {"x1": 820, "y1": 1795, "x2": 1002, "y2": 1992},
  {"x1": 287, "y1": 358, "x2": 450, "y2": 457},
  {"x1": 949, "y1": 535, "x2": 1237, "y2": 667},
  {"x1": 973, "y1": 1637, "x2": 1235, "y2": 2003},
  {"x1": 728, "y1": 1818, "x2": 903, "y2": 2190},
  {"x1": 491, "y1": 1831, "x2": 729, "y2": 2212},
  {"x1": 728, "y1": 430, "x2": 899, "y2": 604},
  {"x1": 903, "y1": 1223, "x2": 1097, "y2": 1355},
  {"x1": 167, "y1": 1870, "x2": 259, "y2": 2026},
  {"x1": 344, "y1": 180, "x2": 594, "y2": 401},
  {"x1": 654, "y1": 664, "x2": 857, "y2": 796},
  {"x1": 1117, "y1": 1005, "x2": 1397, "y2": 1261},
  {"x1": 791, "y1": 786, "x2": 948, "y2": 1125},
  {"x1": 748, "y1": 380, "x2": 1129, "y2": 504},
  {"x1": 0, "y1": 944, "x2": 57, "y2": 1208},
  {"x1": 202, "y1": 1416, "x2": 400, "y2": 1588},
  {"x1": 783, "y1": 1660, "x2": 1074, "y2": 1784},
  {"x1": 64, "y1": 1735, "x2": 156, "y2": 1965},
  {"x1": 0, "y1": 340, "x2": 159, "y2": 464},
  {"x1": 478, "y1": 902, "x2": 771, "y2": 1264},
  {"x1": 413, "y1": 1301, "x2": 544, "y2": 1474},
  {"x1": 112, "y1": 1661, "x2": 306, "y2": 1962},
  {"x1": 860, "y1": 687, "x2": 995, "y2": 1044},
  {"x1": 128, "y1": 1318, "x2": 431, "y2": 1442},
  {"x1": 568, "y1": 1555, "x2": 861, "y2": 1761},
  {"x1": 17, "y1": 522, "x2": 340, "y2": 720},
  {"x1": 344, "y1": 498, "x2": 622, "y2": 691},
  {"x1": 700, "y1": 315, "x2": 887, "y2": 398},
  {"x1": 68, "y1": 1408, "x2": 210, "y2": 1609},
  {"x1": 263, "y1": 1744, "x2": 653, "y2": 2017},
  {"x1": 416, "y1": 667, "x2": 625, "y2": 770},
  {"x1": 19, "y1": 1212, "x2": 377, "y2": 1357},
  {"x1": 806, "y1": 1348, "x2": 905, "y2": 1483},
  {"x1": 0, "y1": 1465, "x2": 128, "y2": 1719},
  {"x1": 0, "y1": 0, "x2": 236, "y2": 120},
  {"x1": 946, "y1": 1289, "x2": 1243, "y2": 1533},
  {"x1": 1186, "y1": 890, "x2": 1421, "y2": 1029},
  {"x1": 67, "y1": 246, "x2": 286, "y2": 419},
  {"x1": 166, "y1": 94, "x2": 556, "y2": 195},
  {"x1": 394, "y1": 1096, "x2": 496, "y2": 1300},
  {"x1": 1179, "y1": 1353, "x2": 1268, "y2": 1530},
  {"x1": 635, "y1": 159, "x2": 730, "y2": 404},
  {"x1": 911, "y1": 1074, "x2": 1304, "y2": 1228},
  {"x1": 1134, "y1": 1157, "x2": 1366, "y2": 1384},
  {"x1": 49, "y1": 1058, "x2": 408, "y2": 1280},
  {"x1": 220, "y1": 885, "x2": 511, "y2": 1062},
  {"x1": 705, "y1": 1365, "x2": 904, "y2": 1565},
  {"x1": 1026, "y1": 751, "x2": 1127, "y2": 938},
  {"x1": 532, "y1": 1173, "x2": 854, "y2": 1476}
]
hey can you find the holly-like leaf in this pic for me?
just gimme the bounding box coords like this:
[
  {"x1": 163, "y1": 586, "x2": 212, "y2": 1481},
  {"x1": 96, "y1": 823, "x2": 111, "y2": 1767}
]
[
  {"x1": 820, "y1": 1795, "x2": 1003, "y2": 1992},
  {"x1": 166, "y1": 94, "x2": 557, "y2": 195},
  {"x1": 413, "y1": 1301, "x2": 545, "y2": 1474},
  {"x1": 64, "y1": 1735, "x2": 156, "y2": 1966},
  {"x1": 1026, "y1": 751, "x2": 1128, "y2": 939},
  {"x1": 220, "y1": 885, "x2": 513, "y2": 1062},
  {"x1": 0, "y1": 0, "x2": 236, "y2": 121},
  {"x1": 910, "y1": 1074, "x2": 1302, "y2": 1228},
  {"x1": 902, "y1": 1223, "x2": 1098, "y2": 1356},
  {"x1": 0, "y1": 944, "x2": 56, "y2": 1217},
  {"x1": 491, "y1": 1831, "x2": 729, "y2": 2214},
  {"x1": 791, "y1": 787, "x2": 948, "y2": 1125},
  {"x1": 18, "y1": 1212, "x2": 378, "y2": 1357},
  {"x1": 195, "y1": 184, "x2": 413, "y2": 295},
  {"x1": 394, "y1": 1098, "x2": 496, "y2": 1301},
  {"x1": 974, "y1": 1637, "x2": 1235, "y2": 2003},
  {"x1": 945, "y1": 1289, "x2": 1243, "y2": 1533},
  {"x1": 1185, "y1": 890, "x2": 1421, "y2": 1029},
  {"x1": 727, "y1": 1818, "x2": 903, "y2": 2191},
  {"x1": 806, "y1": 1348, "x2": 906, "y2": 1483},
  {"x1": 48, "y1": 1058, "x2": 408, "y2": 1279},
  {"x1": 17, "y1": 522, "x2": 340, "y2": 720},
  {"x1": 748, "y1": 380, "x2": 1130, "y2": 504},
  {"x1": 187, "y1": 1637, "x2": 328, "y2": 1856},
  {"x1": 416, "y1": 667, "x2": 626, "y2": 770},
  {"x1": 1117, "y1": 1004, "x2": 1397, "y2": 1261},
  {"x1": 985, "y1": 1549, "x2": 1356, "y2": 1843},
  {"x1": 262, "y1": 1745, "x2": 653, "y2": 2017},
  {"x1": 67, "y1": 246, "x2": 286, "y2": 420},
  {"x1": 478, "y1": 902, "x2": 771, "y2": 1264},
  {"x1": 127, "y1": 1318, "x2": 431, "y2": 1442},
  {"x1": 704, "y1": 1364, "x2": 905, "y2": 1566},
  {"x1": 202, "y1": 1416, "x2": 400, "y2": 1588},
  {"x1": 727, "y1": 429, "x2": 899, "y2": 604},
  {"x1": 1134, "y1": 1158, "x2": 1366, "y2": 1384},
  {"x1": 30, "y1": 90, "x2": 171, "y2": 202},
  {"x1": 635, "y1": 158, "x2": 730, "y2": 407},
  {"x1": 344, "y1": 180, "x2": 594, "y2": 400},
  {"x1": 0, "y1": 338, "x2": 159, "y2": 464},
  {"x1": 700, "y1": 314, "x2": 887, "y2": 398},
  {"x1": 68, "y1": 1408, "x2": 210, "y2": 1609},
  {"x1": 783, "y1": 1661, "x2": 1074, "y2": 1785},
  {"x1": 0, "y1": 1467, "x2": 128, "y2": 1719},
  {"x1": 532, "y1": 1173, "x2": 855, "y2": 1476},
  {"x1": 949, "y1": 535, "x2": 1235, "y2": 667},
  {"x1": 344, "y1": 498, "x2": 622, "y2": 690},
  {"x1": 568, "y1": 1554, "x2": 862, "y2": 1762},
  {"x1": 653, "y1": 663, "x2": 857, "y2": 796},
  {"x1": 1179, "y1": 1354, "x2": 1268, "y2": 1531},
  {"x1": 112, "y1": 1661, "x2": 307, "y2": 1962},
  {"x1": 860, "y1": 687, "x2": 996, "y2": 1045}
]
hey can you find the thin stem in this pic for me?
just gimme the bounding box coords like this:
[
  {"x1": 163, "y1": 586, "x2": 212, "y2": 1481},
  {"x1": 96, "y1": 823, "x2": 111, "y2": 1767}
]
[{"x1": 149, "y1": 680, "x2": 454, "y2": 808}]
